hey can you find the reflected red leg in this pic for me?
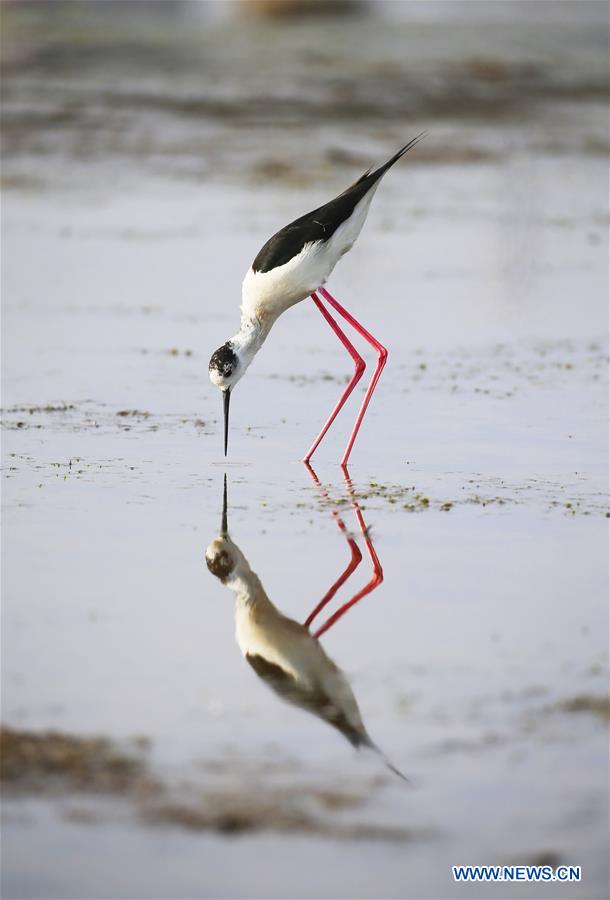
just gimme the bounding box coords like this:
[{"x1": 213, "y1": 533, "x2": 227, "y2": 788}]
[
  {"x1": 304, "y1": 540, "x2": 362, "y2": 629},
  {"x1": 303, "y1": 292, "x2": 366, "y2": 463},
  {"x1": 312, "y1": 466, "x2": 384, "y2": 639},
  {"x1": 318, "y1": 287, "x2": 388, "y2": 467},
  {"x1": 303, "y1": 462, "x2": 362, "y2": 628}
]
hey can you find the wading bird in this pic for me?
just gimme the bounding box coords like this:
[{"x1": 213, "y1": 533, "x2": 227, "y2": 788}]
[
  {"x1": 209, "y1": 136, "x2": 424, "y2": 464},
  {"x1": 205, "y1": 475, "x2": 406, "y2": 778}
]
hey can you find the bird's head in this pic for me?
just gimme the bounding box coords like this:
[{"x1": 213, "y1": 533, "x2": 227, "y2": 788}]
[
  {"x1": 209, "y1": 320, "x2": 263, "y2": 456},
  {"x1": 208, "y1": 342, "x2": 242, "y2": 392},
  {"x1": 205, "y1": 473, "x2": 248, "y2": 586},
  {"x1": 205, "y1": 528, "x2": 252, "y2": 590},
  {"x1": 205, "y1": 535, "x2": 238, "y2": 583},
  {"x1": 208, "y1": 342, "x2": 243, "y2": 456},
  {"x1": 206, "y1": 474, "x2": 237, "y2": 583}
]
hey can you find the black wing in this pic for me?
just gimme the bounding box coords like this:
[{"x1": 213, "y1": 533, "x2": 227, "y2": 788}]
[{"x1": 251, "y1": 135, "x2": 425, "y2": 274}]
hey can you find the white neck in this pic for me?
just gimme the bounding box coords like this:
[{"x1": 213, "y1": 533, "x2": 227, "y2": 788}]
[
  {"x1": 225, "y1": 558, "x2": 271, "y2": 614},
  {"x1": 230, "y1": 314, "x2": 269, "y2": 377}
]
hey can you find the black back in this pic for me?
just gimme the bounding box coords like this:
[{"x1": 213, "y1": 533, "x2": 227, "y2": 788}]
[{"x1": 251, "y1": 136, "x2": 424, "y2": 274}]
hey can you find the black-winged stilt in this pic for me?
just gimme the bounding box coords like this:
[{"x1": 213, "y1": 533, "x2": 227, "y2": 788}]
[
  {"x1": 209, "y1": 135, "x2": 425, "y2": 464},
  {"x1": 205, "y1": 474, "x2": 406, "y2": 778}
]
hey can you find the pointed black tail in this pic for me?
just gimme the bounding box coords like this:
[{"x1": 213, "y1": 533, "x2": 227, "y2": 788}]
[
  {"x1": 346, "y1": 132, "x2": 427, "y2": 195},
  {"x1": 358, "y1": 732, "x2": 410, "y2": 783},
  {"x1": 370, "y1": 132, "x2": 427, "y2": 183}
]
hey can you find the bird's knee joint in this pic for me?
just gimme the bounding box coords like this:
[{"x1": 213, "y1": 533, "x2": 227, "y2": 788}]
[
  {"x1": 355, "y1": 358, "x2": 366, "y2": 375},
  {"x1": 379, "y1": 345, "x2": 388, "y2": 363}
]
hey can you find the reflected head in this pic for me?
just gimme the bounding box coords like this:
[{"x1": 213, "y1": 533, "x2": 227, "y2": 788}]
[{"x1": 205, "y1": 538, "x2": 235, "y2": 583}]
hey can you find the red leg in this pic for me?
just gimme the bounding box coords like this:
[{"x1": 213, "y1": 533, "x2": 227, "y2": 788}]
[
  {"x1": 318, "y1": 287, "x2": 388, "y2": 467},
  {"x1": 309, "y1": 465, "x2": 384, "y2": 640},
  {"x1": 303, "y1": 462, "x2": 362, "y2": 628},
  {"x1": 304, "y1": 292, "x2": 366, "y2": 463},
  {"x1": 304, "y1": 540, "x2": 362, "y2": 628}
]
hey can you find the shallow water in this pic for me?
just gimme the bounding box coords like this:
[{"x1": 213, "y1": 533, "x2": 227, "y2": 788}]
[{"x1": 2, "y1": 3, "x2": 609, "y2": 899}]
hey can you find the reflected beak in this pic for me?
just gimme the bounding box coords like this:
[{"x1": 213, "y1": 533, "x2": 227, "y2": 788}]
[
  {"x1": 221, "y1": 473, "x2": 228, "y2": 537},
  {"x1": 223, "y1": 389, "x2": 231, "y2": 457}
]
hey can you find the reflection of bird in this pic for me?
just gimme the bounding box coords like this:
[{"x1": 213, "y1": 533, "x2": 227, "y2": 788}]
[
  {"x1": 209, "y1": 136, "x2": 425, "y2": 464},
  {"x1": 205, "y1": 476, "x2": 406, "y2": 779}
]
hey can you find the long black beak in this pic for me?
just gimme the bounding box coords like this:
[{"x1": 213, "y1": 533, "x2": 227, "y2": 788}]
[
  {"x1": 223, "y1": 389, "x2": 231, "y2": 457},
  {"x1": 221, "y1": 473, "x2": 228, "y2": 537}
]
